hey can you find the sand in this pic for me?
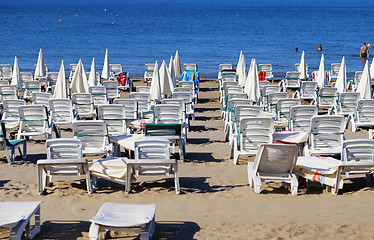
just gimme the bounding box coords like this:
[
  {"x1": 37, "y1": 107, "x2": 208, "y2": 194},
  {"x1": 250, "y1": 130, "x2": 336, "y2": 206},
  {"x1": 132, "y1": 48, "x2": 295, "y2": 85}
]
[{"x1": 1, "y1": 79, "x2": 374, "y2": 239}]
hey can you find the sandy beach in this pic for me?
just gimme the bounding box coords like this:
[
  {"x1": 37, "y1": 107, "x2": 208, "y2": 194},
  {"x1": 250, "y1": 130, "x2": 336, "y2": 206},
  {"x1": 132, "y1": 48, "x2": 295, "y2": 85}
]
[{"x1": 1, "y1": 78, "x2": 374, "y2": 240}]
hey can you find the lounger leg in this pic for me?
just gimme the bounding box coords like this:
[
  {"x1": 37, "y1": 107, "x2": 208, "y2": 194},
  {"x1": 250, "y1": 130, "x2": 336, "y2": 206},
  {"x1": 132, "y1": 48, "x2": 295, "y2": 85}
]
[
  {"x1": 88, "y1": 223, "x2": 100, "y2": 240},
  {"x1": 125, "y1": 164, "x2": 132, "y2": 194},
  {"x1": 22, "y1": 141, "x2": 27, "y2": 159},
  {"x1": 4, "y1": 146, "x2": 11, "y2": 164},
  {"x1": 174, "y1": 164, "x2": 180, "y2": 194},
  {"x1": 84, "y1": 165, "x2": 93, "y2": 194},
  {"x1": 291, "y1": 174, "x2": 298, "y2": 196}
]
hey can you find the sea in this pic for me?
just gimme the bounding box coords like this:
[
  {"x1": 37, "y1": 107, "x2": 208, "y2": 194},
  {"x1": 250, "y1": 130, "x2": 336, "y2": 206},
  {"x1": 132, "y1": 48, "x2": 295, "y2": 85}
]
[{"x1": 1, "y1": 1, "x2": 374, "y2": 77}]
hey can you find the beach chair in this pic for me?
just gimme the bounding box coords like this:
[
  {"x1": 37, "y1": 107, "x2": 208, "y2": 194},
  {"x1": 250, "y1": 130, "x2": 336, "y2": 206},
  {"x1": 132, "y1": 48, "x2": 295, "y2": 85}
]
[
  {"x1": 258, "y1": 80, "x2": 270, "y2": 91},
  {"x1": 232, "y1": 117, "x2": 274, "y2": 165},
  {"x1": 129, "y1": 92, "x2": 151, "y2": 118},
  {"x1": 266, "y1": 92, "x2": 288, "y2": 112},
  {"x1": 258, "y1": 64, "x2": 274, "y2": 80},
  {"x1": 218, "y1": 64, "x2": 233, "y2": 79},
  {"x1": 329, "y1": 92, "x2": 359, "y2": 115},
  {"x1": 89, "y1": 86, "x2": 108, "y2": 105},
  {"x1": 73, "y1": 120, "x2": 112, "y2": 156},
  {"x1": 220, "y1": 81, "x2": 239, "y2": 104},
  {"x1": 293, "y1": 81, "x2": 317, "y2": 102},
  {"x1": 32, "y1": 92, "x2": 52, "y2": 109},
  {"x1": 0, "y1": 64, "x2": 12, "y2": 81},
  {"x1": 306, "y1": 115, "x2": 345, "y2": 156},
  {"x1": 17, "y1": 105, "x2": 60, "y2": 140},
  {"x1": 317, "y1": 87, "x2": 338, "y2": 109},
  {"x1": 49, "y1": 99, "x2": 74, "y2": 128},
  {"x1": 223, "y1": 98, "x2": 253, "y2": 130},
  {"x1": 226, "y1": 105, "x2": 262, "y2": 144},
  {"x1": 69, "y1": 64, "x2": 77, "y2": 82},
  {"x1": 184, "y1": 63, "x2": 198, "y2": 72},
  {"x1": 136, "y1": 86, "x2": 150, "y2": 93},
  {"x1": 248, "y1": 144, "x2": 299, "y2": 195},
  {"x1": 173, "y1": 87, "x2": 197, "y2": 104},
  {"x1": 261, "y1": 85, "x2": 281, "y2": 109},
  {"x1": 144, "y1": 64, "x2": 155, "y2": 82},
  {"x1": 20, "y1": 72, "x2": 33, "y2": 87},
  {"x1": 113, "y1": 98, "x2": 138, "y2": 120},
  {"x1": 172, "y1": 92, "x2": 195, "y2": 121},
  {"x1": 0, "y1": 201, "x2": 42, "y2": 240},
  {"x1": 109, "y1": 64, "x2": 123, "y2": 78},
  {"x1": 0, "y1": 121, "x2": 27, "y2": 165},
  {"x1": 0, "y1": 80, "x2": 9, "y2": 87},
  {"x1": 125, "y1": 139, "x2": 180, "y2": 193},
  {"x1": 330, "y1": 63, "x2": 341, "y2": 80},
  {"x1": 1, "y1": 99, "x2": 25, "y2": 130},
  {"x1": 97, "y1": 104, "x2": 127, "y2": 135},
  {"x1": 0, "y1": 85, "x2": 18, "y2": 104},
  {"x1": 89, "y1": 203, "x2": 156, "y2": 240},
  {"x1": 46, "y1": 72, "x2": 58, "y2": 91},
  {"x1": 350, "y1": 99, "x2": 374, "y2": 133},
  {"x1": 222, "y1": 92, "x2": 247, "y2": 116},
  {"x1": 289, "y1": 105, "x2": 318, "y2": 132},
  {"x1": 37, "y1": 138, "x2": 92, "y2": 194},
  {"x1": 276, "y1": 98, "x2": 301, "y2": 121},
  {"x1": 294, "y1": 63, "x2": 309, "y2": 79},
  {"x1": 283, "y1": 72, "x2": 300, "y2": 90},
  {"x1": 72, "y1": 93, "x2": 95, "y2": 119},
  {"x1": 102, "y1": 81, "x2": 120, "y2": 100},
  {"x1": 24, "y1": 81, "x2": 41, "y2": 101},
  {"x1": 350, "y1": 71, "x2": 363, "y2": 91}
]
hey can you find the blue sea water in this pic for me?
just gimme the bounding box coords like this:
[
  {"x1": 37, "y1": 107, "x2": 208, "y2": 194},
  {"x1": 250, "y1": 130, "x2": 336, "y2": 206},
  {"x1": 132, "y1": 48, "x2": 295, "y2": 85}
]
[{"x1": 1, "y1": 2, "x2": 374, "y2": 77}]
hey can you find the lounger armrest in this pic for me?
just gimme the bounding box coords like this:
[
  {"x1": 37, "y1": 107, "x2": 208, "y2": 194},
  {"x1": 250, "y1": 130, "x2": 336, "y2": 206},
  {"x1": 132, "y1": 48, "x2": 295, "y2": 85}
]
[{"x1": 37, "y1": 158, "x2": 88, "y2": 165}]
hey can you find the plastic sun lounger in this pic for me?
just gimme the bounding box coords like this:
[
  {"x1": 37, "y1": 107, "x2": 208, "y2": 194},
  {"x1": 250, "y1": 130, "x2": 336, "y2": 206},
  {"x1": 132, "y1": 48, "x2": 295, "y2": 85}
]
[
  {"x1": 89, "y1": 203, "x2": 156, "y2": 240},
  {"x1": 0, "y1": 201, "x2": 42, "y2": 240}
]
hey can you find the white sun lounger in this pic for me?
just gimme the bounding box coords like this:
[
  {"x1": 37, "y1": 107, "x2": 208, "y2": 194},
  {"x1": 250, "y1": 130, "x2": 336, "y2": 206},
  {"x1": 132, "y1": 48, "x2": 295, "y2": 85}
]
[{"x1": 0, "y1": 201, "x2": 42, "y2": 240}]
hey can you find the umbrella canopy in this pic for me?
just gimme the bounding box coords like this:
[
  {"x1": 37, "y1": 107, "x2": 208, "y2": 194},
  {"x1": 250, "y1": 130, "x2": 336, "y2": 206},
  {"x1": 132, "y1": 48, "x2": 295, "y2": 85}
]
[
  {"x1": 168, "y1": 56, "x2": 176, "y2": 89},
  {"x1": 150, "y1": 61, "x2": 161, "y2": 101},
  {"x1": 244, "y1": 58, "x2": 261, "y2": 102},
  {"x1": 70, "y1": 59, "x2": 89, "y2": 94},
  {"x1": 11, "y1": 56, "x2": 21, "y2": 89},
  {"x1": 53, "y1": 60, "x2": 68, "y2": 98},
  {"x1": 174, "y1": 50, "x2": 182, "y2": 80},
  {"x1": 238, "y1": 53, "x2": 246, "y2": 86},
  {"x1": 35, "y1": 49, "x2": 46, "y2": 78},
  {"x1": 160, "y1": 60, "x2": 174, "y2": 96},
  {"x1": 335, "y1": 56, "x2": 347, "y2": 94},
  {"x1": 299, "y1": 51, "x2": 307, "y2": 80},
  {"x1": 316, "y1": 54, "x2": 326, "y2": 88},
  {"x1": 88, "y1": 57, "x2": 97, "y2": 86},
  {"x1": 370, "y1": 57, "x2": 374, "y2": 80},
  {"x1": 356, "y1": 60, "x2": 372, "y2": 99},
  {"x1": 101, "y1": 49, "x2": 110, "y2": 80},
  {"x1": 236, "y1": 50, "x2": 243, "y2": 76}
]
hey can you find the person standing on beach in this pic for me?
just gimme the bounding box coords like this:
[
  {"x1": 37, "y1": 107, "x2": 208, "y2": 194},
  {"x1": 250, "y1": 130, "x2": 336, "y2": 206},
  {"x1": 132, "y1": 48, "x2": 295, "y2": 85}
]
[{"x1": 360, "y1": 42, "x2": 369, "y2": 58}]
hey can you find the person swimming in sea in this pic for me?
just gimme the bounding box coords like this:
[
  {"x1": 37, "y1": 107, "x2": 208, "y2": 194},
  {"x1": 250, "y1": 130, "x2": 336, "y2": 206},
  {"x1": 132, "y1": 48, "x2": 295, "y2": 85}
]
[
  {"x1": 360, "y1": 42, "x2": 369, "y2": 58},
  {"x1": 318, "y1": 44, "x2": 322, "y2": 51}
]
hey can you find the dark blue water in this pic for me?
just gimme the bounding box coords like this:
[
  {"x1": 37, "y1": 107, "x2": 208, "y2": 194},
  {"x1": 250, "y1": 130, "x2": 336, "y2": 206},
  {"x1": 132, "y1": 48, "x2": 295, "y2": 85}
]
[{"x1": 1, "y1": 2, "x2": 374, "y2": 76}]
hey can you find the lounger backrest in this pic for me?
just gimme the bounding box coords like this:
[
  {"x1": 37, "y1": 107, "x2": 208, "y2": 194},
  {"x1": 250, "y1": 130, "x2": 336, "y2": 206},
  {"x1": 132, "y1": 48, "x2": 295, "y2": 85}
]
[
  {"x1": 2, "y1": 99, "x2": 26, "y2": 121},
  {"x1": 300, "y1": 81, "x2": 317, "y2": 98},
  {"x1": 73, "y1": 120, "x2": 109, "y2": 152},
  {"x1": 46, "y1": 138, "x2": 82, "y2": 160},
  {"x1": 339, "y1": 92, "x2": 359, "y2": 114},
  {"x1": 20, "y1": 72, "x2": 33, "y2": 84},
  {"x1": 289, "y1": 105, "x2": 318, "y2": 132},
  {"x1": 89, "y1": 86, "x2": 108, "y2": 105},
  {"x1": 129, "y1": 92, "x2": 150, "y2": 113},
  {"x1": 258, "y1": 64, "x2": 272, "y2": 72},
  {"x1": 72, "y1": 93, "x2": 94, "y2": 116},
  {"x1": 184, "y1": 63, "x2": 197, "y2": 71},
  {"x1": 219, "y1": 64, "x2": 233, "y2": 71},
  {"x1": 354, "y1": 71, "x2": 363, "y2": 86},
  {"x1": 97, "y1": 104, "x2": 126, "y2": 134},
  {"x1": 259, "y1": 80, "x2": 270, "y2": 91},
  {"x1": 113, "y1": 99, "x2": 138, "y2": 119},
  {"x1": 153, "y1": 104, "x2": 183, "y2": 124},
  {"x1": 276, "y1": 98, "x2": 301, "y2": 120},
  {"x1": 286, "y1": 71, "x2": 300, "y2": 80},
  {"x1": 239, "y1": 117, "x2": 274, "y2": 152},
  {"x1": 109, "y1": 64, "x2": 122, "y2": 75},
  {"x1": 47, "y1": 72, "x2": 58, "y2": 87},
  {"x1": 135, "y1": 139, "x2": 170, "y2": 159},
  {"x1": 178, "y1": 81, "x2": 195, "y2": 90},
  {"x1": 310, "y1": 116, "x2": 345, "y2": 150},
  {"x1": 262, "y1": 85, "x2": 280, "y2": 97},
  {"x1": 342, "y1": 139, "x2": 374, "y2": 174},
  {"x1": 294, "y1": 64, "x2": 308, "y2": 73},
  {"x1": 32, "y1": 92, "x2": 52, "y2": 108},
  {"x1": 136, "y1": 86, "x2": 150, "y2": 93},
  {"x1": 357, "y1": 99, "x2": 374, "y2": 123},
  {"x1": 330, "y1": 63, "x2": 341, "y2": 76},
  {"x1": 0, "y1": 65, "x2": 12, "y2": 78},
  {"x1": 228, "y1": 99, "x2": 253, "y2": 112},
  {"x1": 255, "y1": 144, "x2": 298, "y2": 174},
  {"x1": 102, "y1": 81, "x2": 120, "y2": 99},
  {"x1": 267, "y1": 92, "x2": 288, "y2": 112},
  {"x1": 234, "y1": 105, "x2": 262, "y2": 123},
  {"x1": 49, "y1": 99, "x2": 74, "y2": 124},
  {"x1": 18, "y1": 105, "x2": 48, "y2": 133}
]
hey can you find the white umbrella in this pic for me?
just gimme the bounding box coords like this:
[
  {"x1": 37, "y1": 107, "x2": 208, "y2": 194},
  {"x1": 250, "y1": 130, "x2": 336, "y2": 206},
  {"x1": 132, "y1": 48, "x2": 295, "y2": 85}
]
[
  {"x1": 316, "y1": 54, "x2": 326, "y2": 88},
  {"x1": 356, "y1": 60, "x2": 372, "y2": 99},
  {"x1": 160, "y1": 60, "x2": 173, "y2": 96},
  {"x1": 11, "y1": 56, "x2": 21, "y2": 89},
  {"x1": 149, "y1": 61, "x2": 161, "y2": 102},
  {"x1": 335, "y1": 56, "x2": 347, "y2": 94},
  {"x1": 238, "y1": 53, "x2": 246, "y2": 86},
  {"x1": 236, "y1": 50, "x2": 243, "y2": 77},
  {"x1": 101, "y1": 49, "x2": 110, "y2": 80},
  {"x1": 168, "y1": 56, "x2": 176, "y2": 89},
  {"x1": 370, "y1": 57, "x2": 374, "y2": 81},
  {"x1": 70, "y1": 59, "x2": 89, "y2": 94},
  {"x1": 245, "y1": 58, "x2": 261, "y2": 102},
  {"x1": 299, "y1": 51, "x2": 307, "y2": 80},
  {"x1": 53, "y1": 60, "x2": 68, "y2": 98},
  {"x1": 88, "y1": 57, "x2": 97, "y2": 86},
  {"x1": 174, "y1": 50, "x2": 182, "y2": 80},
  {"x1": 35, "y1": 49, "x2": 46, "y2": 79}
]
